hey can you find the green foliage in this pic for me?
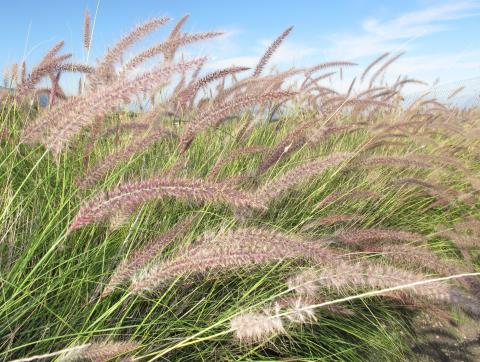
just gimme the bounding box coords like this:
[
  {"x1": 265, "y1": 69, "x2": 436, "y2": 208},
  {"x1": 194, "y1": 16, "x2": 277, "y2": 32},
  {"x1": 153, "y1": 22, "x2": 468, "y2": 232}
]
[{"x1": 1, "y1": 100, "x2": 479, "y2": 361}]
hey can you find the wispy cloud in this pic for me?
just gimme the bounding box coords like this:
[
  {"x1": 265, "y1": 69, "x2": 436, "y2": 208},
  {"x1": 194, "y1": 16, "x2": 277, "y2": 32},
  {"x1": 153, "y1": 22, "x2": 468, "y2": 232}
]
[
  {"x1": 126, "y1": 1, "x2": 480, "y2": 93},
  {"x1": 207, "y1": 34, "x2": 316, "y2": 70},
  {"x1": 206, "y1": 1, "x2": 480, "y2": 85},
  {"x1": 209, "y1": 55, "x2": 258, "y2": 69},
  {"x1": 325, "y1": 1, "x2": 480, "y2": 59},
  {"x1": 390, "y1": 50, "x2": 480, "y2": 74}
]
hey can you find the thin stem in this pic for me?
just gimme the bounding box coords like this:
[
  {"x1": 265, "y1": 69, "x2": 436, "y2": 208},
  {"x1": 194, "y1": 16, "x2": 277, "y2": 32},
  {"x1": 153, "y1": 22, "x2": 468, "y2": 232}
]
[
  {"x1": 8, "y1": 344, "x2": 90, "y2": 362},
  {"x1": 276, "y1": 272, "x2": 480, "y2": 319}
]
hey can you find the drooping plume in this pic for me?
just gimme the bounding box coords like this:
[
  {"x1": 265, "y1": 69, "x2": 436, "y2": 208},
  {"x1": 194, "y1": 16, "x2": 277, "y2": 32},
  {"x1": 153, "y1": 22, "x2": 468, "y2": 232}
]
[
  {"x1": 252, "y1": 26, "x2": 294, "y2": 77},
  {"x1": 83, "y1": 9, "x2": 91, "y2": 51},
  {"x1": 68, "y1": 178, "x2": 265, "y2": 233}
]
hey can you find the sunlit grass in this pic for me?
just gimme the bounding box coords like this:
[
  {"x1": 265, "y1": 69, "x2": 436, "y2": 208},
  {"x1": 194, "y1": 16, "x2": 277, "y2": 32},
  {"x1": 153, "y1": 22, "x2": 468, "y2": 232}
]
[{"x1": 1, "y1": 100, "x2": 479, "y2": 361}]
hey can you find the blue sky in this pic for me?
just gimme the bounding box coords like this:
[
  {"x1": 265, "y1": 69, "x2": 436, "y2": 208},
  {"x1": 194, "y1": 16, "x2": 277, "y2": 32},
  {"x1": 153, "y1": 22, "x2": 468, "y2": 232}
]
[{"x1": 2, "y1": 0, "x2": 480, "y2": 95}]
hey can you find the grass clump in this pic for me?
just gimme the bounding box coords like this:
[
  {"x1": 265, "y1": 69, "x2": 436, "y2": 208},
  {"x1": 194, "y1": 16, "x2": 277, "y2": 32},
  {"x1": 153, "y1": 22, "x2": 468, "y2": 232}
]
[{"x1": 1, "y1": 11, "x2": 480, "y2": 362}]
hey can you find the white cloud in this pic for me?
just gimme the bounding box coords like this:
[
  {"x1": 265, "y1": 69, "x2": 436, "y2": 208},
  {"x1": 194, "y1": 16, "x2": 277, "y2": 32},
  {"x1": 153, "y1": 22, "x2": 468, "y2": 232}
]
[
  {"x1": 205, "y1": 28, "x2": 317, "y2": 70},
  {"x1": 122, "y1": 2, "x2": 480, "y2": 97},
  {"x1": 208, "y1": 42, "x2": 316, "y2": 70},
  {"x1": 325, "y1": 1, "x2": 480, "y2": 59},
  {"x1": 208, "y1": 56, "x2": 258, "y2": 69},
  {"x1": 259, "y1": 39, "x2": 316, "y2": 65},
  {"x1": 390, "y1": 51, "x2": 480, "y2": 74},
  {"x1": 207, "y1": 1, "x2": 480, "y2": 86}
]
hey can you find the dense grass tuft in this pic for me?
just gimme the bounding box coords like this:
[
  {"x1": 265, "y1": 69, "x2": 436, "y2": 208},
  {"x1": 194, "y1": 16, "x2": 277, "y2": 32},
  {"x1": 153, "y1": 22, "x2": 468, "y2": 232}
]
[{"x1": 1, "y1": 12, "x2": 480, "y2": 361}]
